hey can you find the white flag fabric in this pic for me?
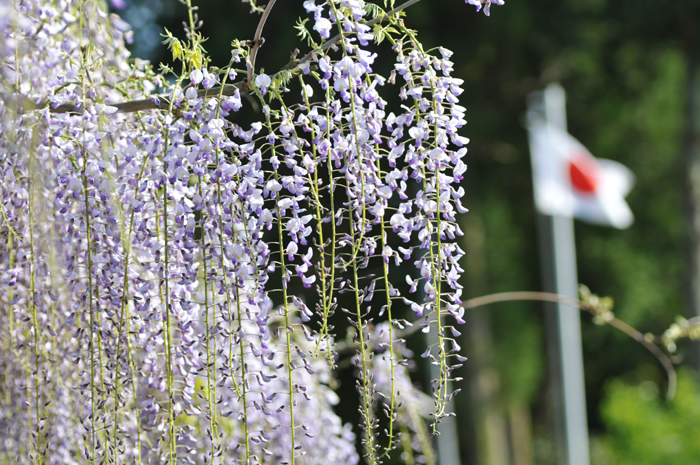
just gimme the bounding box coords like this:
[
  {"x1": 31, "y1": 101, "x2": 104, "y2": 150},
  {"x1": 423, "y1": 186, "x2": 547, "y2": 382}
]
[{"x1": 528, "y1": 121, "x2": 634, "y2": 229}]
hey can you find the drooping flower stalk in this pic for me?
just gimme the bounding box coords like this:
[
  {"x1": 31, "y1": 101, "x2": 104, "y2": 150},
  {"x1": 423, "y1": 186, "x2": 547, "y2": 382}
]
[
  {"x1": 376, "y1": 155, "x2": 398, "y2": 456},
  {"x1": 27, "y1": 124, "x2": 44, "y2": 465},
  {"x1": 200, "y1": 194, "x2": 219, "y2": 461},
  {"x1": 325, "y1": 4, "x2": 379, "y2": 460},
  {"x1": 264, "y1": 106, "x2": 299, "y2": 465},
  {"x1": 76, "y1": 15, "x2": 99, "y2": 461},
  {"x1": 112, "y1": 150, "x2": 150, "y2": 465},
  {"x1": 160, "y1": 124, "x2": 177, "y2": 465},
  {"x1": 295, "y1": 79, "x2": 336, "y2": 367}
]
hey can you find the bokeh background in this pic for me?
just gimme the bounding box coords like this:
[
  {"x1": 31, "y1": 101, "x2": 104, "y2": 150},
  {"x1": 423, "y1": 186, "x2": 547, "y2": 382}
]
[{"x1": 113, "y1": 1, "x2": 700, "y2": 463}]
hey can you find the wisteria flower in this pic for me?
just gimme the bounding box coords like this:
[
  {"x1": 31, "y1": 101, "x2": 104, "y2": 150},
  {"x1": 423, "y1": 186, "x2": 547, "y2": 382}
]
[
  {"x1": 255, "y1": 73, "x2": 272, "y2": 94},
  {"x1": 0, "y1": 0, "x2": 492, "y2": 463}
]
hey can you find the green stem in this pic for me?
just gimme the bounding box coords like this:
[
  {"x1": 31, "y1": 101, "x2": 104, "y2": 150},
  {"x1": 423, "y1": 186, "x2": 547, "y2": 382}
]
[
  {"x1": 277, "y1": 192, "x2": 297, "y2": 465},
  {"x1": 234, "y1": 289, "x2": 250, "y2": 463},
  {"x1": 326, "y1": 3, "x2": 377, "y2": 460},
  {"x1": 377, "y1": 159, "x2": 397, "y2": 457},
  {"x1": 259, "y1": 101, "x2": 297, "y2": 465},
  {"x1": 282, "y1": 82, "x2": 336, "y2": 367},
  {"x1": 112, "y1": 152, "x2": 149, "y2": 465},
  {"x1": 212, "y1": 60, "x2": 250, "y2": 461},
  {"x1": 78, "y1": 5, "x2": 98, "y2": 460},
  {"x1": 163, "y1": 169, "x2": 176, "y2": 463},
  {"x1": 28, "y1": 126, "x2": 42, "y2": 465},
  {"x1": 393, "y1": 26, "x2": 448, "y2": 430},
  {"x1": 82, "y1": 140, "x2": 96, "y2": 465},
  {"x1": 199, "y1": 180, "x2": 220, "y2": 460}
]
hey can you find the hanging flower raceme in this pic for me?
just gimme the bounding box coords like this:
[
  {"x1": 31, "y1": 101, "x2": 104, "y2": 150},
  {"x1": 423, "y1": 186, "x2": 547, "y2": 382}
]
[{"x1": 0, "y1": 0, "x2": 499, "y2": 464}]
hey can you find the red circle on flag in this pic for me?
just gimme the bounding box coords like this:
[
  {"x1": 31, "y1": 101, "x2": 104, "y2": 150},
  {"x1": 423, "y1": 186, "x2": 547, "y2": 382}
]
[{"x1": 569, "y1": 153, "x2": 600, "y2": 193}]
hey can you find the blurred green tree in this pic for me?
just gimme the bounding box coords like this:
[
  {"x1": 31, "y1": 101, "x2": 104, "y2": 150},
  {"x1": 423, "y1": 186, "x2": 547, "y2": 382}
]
[{"x1": 594, "y1": 370, "x2": 700, "y2": 465}]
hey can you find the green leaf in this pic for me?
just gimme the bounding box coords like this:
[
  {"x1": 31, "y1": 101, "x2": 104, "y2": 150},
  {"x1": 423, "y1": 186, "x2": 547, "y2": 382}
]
[
  {"x1": 364, "y1": 2, "x2": 385, "y2": 20},
  {"x1": 295, "y1": 18, "x2": 316, "y2": 47},
  {"x1": 161, "y1": 27, "x2": 184, "y2": 63}
]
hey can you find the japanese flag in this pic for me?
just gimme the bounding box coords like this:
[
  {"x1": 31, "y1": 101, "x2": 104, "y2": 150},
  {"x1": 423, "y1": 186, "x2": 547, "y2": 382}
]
[{"x1": 528, "y1": 121, "x2": 634, "y2": 229}]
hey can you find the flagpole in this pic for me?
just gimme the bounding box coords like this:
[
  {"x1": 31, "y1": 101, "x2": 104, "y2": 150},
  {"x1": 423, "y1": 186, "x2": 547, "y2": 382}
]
[{"x1": 528, "y1": 83, "x2": 590, "y2": 465}]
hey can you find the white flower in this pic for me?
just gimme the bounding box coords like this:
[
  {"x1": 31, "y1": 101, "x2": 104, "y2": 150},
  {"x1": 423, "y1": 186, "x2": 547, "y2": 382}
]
[
  {"x1": 313, "y1": 17, "x2": 332, "y2": 39},
  {"x1": 255, "y1": 73, "x2": 271, "y2": 94},
  {"x1": 189, "y1": 69, "x2": 203, "y2": 85},
  {"x1": 301, "y1": 84, "x2": 314, "y2": 98},
  {"x1": 303, "y1": 0, "x2": 321, "y2": 13},
  {"x1": 334, "y1": 77, "x2": 349, "y2": 92}
]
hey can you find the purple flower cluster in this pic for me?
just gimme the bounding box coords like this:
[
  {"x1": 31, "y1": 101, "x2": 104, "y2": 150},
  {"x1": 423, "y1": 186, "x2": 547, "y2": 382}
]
[
  {"x1": 371, "y1": 322, "x2": 436, "y2": 464},
  {"x1": 0, "y1": 0, "x2": 495, "y2": 463},
  {"x1": 466, "y1": 0, "x2": 504, "y2": 16}
]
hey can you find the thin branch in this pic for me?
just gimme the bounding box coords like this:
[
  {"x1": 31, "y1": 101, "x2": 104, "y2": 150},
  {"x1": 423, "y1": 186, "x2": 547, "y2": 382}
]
[
  {"x1": 49, "y1": 83, "x2": 245, "y2": 114},
  {"x1": 247, "y1": 0, "x2": 278, "y2": 85},
  {"x1": 463, "y1": 291, "x2": 677, "y2": 400},
  {"x1": 34, "y1": 0, "x2": 421, "y2": 115}
]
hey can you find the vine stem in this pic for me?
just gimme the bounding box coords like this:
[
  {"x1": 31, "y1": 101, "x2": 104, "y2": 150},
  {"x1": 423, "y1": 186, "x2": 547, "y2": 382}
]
[
  {"x1": 377, "y1": 170, "x2": 397, "y2": 458},
  {"x1": 160, "y1": 79, "x2": 185, "y2": 464},
  {"x1": 259, "y1": 101, "x2": 297, "y2": 465},
  {"x1": 280, "y1": 84, "x2": 335, "y2": 367},
  {"x1": 210, "y1": 60, "x2": 249, "y2": 461},
  {"x1": 247, "y1": 0, "x2": 278, "y2": 86},
  {"x1": 328, "y1": 288, "x2": 678, "y2": 404},
  {"x1": 77, "y1": 5, "x2": 98, "y2": 462},
  {"x1": 229, "y1": 187, "x2": 252, "y2": 463},
  {"x1": 200, "y1": 203, "x2": 219, "y2": 461},
  {"x1": 112, "y1": 149, "x2": 150, "y2": 465},
  {"x1": 389, "y1": 22, "x2": 449, "y2": 431},
  {"x1": 161, "y1": 163, "x2": 176, "y2": 464},
  {"x1": 274, "y1": 170, "x2": 297, "y2": 465},
  {"x1": 28, "y1": 122, "x2": 42, "y2": 465},
  {"x1": 81, "y1": 111, "x2": 97, "y2": 465},
  {"x1": 462, "y1": 291, "x2": 677, "y2": 399},
  {"x1": 326, "y1": 1, "x2": 377, "y2": 461},
  {"x1": 311, "y1": 85, "x2": 338, "y2": 365}
]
